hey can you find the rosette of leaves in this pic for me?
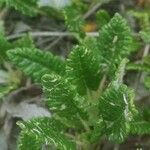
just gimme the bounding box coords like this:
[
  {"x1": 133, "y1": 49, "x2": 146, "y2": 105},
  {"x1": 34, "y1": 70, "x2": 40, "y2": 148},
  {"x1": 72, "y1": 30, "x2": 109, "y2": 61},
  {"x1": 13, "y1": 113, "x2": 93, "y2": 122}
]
[{"x1": 6, "y1": 13, "x2": 150, "y2": 150}]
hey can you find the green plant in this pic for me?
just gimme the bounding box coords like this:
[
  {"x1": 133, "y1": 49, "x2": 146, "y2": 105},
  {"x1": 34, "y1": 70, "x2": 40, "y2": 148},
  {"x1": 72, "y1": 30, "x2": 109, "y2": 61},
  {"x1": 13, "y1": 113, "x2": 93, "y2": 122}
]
[
  {"x1": 5, "y1": 13, "x2": 150, "y2": 150},
  {"x1": 129, "y1": 10, "x2": 150, "y2": 44},
  {"x1": 0, "y1": 21, "x2": 35, "y2": 99},
  {"x1": 0, "y1": 0, "x2": 39, "y2": 16},
  {"x1": 127, "y1": 9, "x2": 150, "y2": 89},
  {"x1": 128, "y1": 55, "x2": 150, "y2": 89}
]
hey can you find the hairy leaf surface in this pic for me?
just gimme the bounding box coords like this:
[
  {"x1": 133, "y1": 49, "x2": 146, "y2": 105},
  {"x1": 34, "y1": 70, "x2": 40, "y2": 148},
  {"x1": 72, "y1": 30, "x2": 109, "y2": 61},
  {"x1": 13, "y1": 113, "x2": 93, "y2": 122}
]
[
  {"x1": 18, "y1": 117, "x2": 76, "y2": 150},
  {"x1": 99, "y1": 84, "x2": 134, "y2": 142},
  {"x1": 97, "y1": 13, "x2": 133, "y2": 77},
  {"x1": 42, "y1": 74, "x2": 88, "y2": 127},
  {"x1": 7, "y1": 48, "x2": 65, "y2": 82},
  {"x1": 67, "y1": 46, "x2": 102, "y2": 95},
  {"x1": 0, "y1": 0, "x2": 38, "y2": 16},
  {"x1": 130, "y1": 121, "x2": 150, "y2": 135}
]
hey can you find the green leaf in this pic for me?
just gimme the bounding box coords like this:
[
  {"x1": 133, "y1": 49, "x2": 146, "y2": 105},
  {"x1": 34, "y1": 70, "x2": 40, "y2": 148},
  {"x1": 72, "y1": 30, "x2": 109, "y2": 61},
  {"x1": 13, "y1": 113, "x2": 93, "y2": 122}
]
[
  {"x1": 88, "y1": 119, "x2": 105, "y2": 143},
  {"x1": 17, "y1": 132, "x2": 42, "y2": 150},
  {"x1": 142, "y1": 106, "x2": 150, "y2": 122},
  {"x1": 0, "y1": 0, "x2": 38, "y2": 16},
  {"x1": 42, "y1": 74, "x2": 88, "y2": 127},
  {"x1": 127, "y1": 56, "x2": 150, "y2": 73},
  {"x1": 63, "y1": 2, "x2": 85, "y2": 37},
  {"x1": 129, "y1": 11, "x2": 150, "y2": 44},
  {"x1": 96, "y1": 9, "x2": 110, "y2": 29},
  {"x1": 129, "y1": 11, "x2": 150, "y2": 32},
  {"x1": 97, "y1": 13, "x2": 133, "y2": 78},
  {"x1": 130, "y1": 121, "x2": 150, "y2": 135},
  {"x1": 140, "y1": 31, "x2": 150, "y2": 44},
  {"x1": 99, "y1": 84, "x2": 134, "y2": 143},
  {"x1": 0, "y1": 85, "x2": 15, "y2": 99},
  {"x1": 0, "y1": 33, "x2": 34, "y2": 63},
  {"x1": 0, "y1": 33, "x2": 12, "y2": 62},
  {"x1": 13, "y1": 34, "x2": 35, "y2": 48},
  {"x1": 144, "y1": 76, "x2": 150, "y2": 89},
  {"x1": 7, "y1": 48, "x2": 65, "y2": 82},
  {"x1": 18, "y1": 117, "x2": 76, "y2": 150},
  {"x1": 67, "y1": 45, "x2": 102, "y2": 95},
  {"x1": 82, "y1": 37, "x2": 98, "y2": 51},
  {"x1": 127, "y1": 63, "x2": 150, "y2": 73}
]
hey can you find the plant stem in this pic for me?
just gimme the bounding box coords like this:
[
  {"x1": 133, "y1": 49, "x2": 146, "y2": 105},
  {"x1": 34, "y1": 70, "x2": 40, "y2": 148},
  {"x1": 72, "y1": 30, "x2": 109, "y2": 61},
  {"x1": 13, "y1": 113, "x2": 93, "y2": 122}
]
[{"x1": 7, "y1": 32, "x2": 99, "y2": 40}]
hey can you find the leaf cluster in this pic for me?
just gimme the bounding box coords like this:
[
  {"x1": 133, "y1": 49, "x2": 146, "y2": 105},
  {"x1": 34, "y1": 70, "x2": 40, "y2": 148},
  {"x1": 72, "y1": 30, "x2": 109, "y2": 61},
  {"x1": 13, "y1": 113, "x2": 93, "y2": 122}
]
[{"x1": 3, "y1": 13, "x2": 149, "y2": 149}]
